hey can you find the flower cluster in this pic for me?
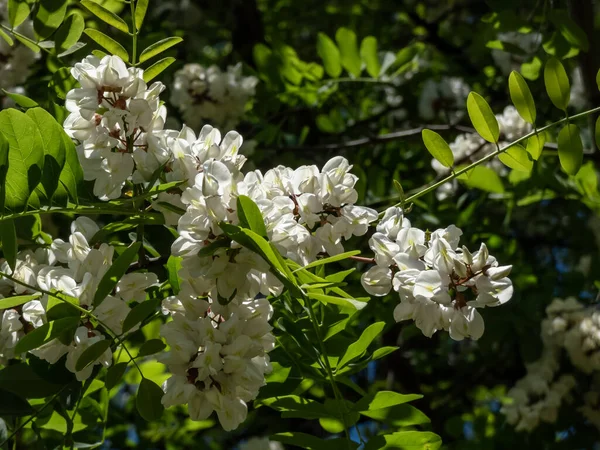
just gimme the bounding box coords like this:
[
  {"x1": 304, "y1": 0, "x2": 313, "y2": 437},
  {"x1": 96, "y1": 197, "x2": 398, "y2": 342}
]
[
  {"x1": 431, "y1": 105, "x2": 531, "y2": 200},
  {"x1": 361, "y1": 206, "x2": 513, "y2": 340},
  {"x1": 161, "y1": 122, "x2": 378, "y2": 428},
  {"x1": 63, "y1": 55, "x2": 167, "y2": 200},
  {"x1": 170, "y1": 63, "x2": 258, "y2": 131},
  {"x1": 0, "y1": 0, "x2": 39, "y2": 95},
  {"x1": 502, "y1": 297, "x2": 600, "y2": 432},
  {"x1": 0, "y1": 218, "x2": 157, "y2": 380},
  {"x1": 418, "y1": 77, "x2": 470, "y2": 121}
]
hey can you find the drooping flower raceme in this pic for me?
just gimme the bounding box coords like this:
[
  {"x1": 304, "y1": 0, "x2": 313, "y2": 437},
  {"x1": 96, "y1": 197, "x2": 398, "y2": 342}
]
[
  {"x1": 170, "y1": 63, "x2": 258, "y2": 131},
  {"x1": 502, "y1": 297, "x2": 600, "y2": 432},
  {"x1": 0, "y1": 218, "x2": 157, "y2": 381},
  {"x1": 161, "y1": 124, "x2": 378, "y2": 429},
  {"x1": 361, "y1": 206, "x2": 513, "y2": 340}
]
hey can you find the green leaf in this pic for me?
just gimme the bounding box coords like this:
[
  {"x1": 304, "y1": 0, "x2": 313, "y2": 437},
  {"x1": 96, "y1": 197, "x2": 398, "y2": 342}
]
[
  {"x1": 54, "y1": 12, "x2": 85, "y2": 52},
  {"x1": 508, "y1": 71, "x2": 536, "y2": 124},
  {"x1": 261, "y1": 396, "x2": 330, "y2": 420},
  {"x1": 143, "y1": 57, "x2": 175, "y2": 82},
  {"x1": 136, "y1": 378, "x2": 164, "y2": 421},
  {"x1": 58, "y1": 41, "x2": 86, "y2": 58},
  {"x1": 466, "y1": 92, "x2": 499, "y2": 143},
  {"x1": 317, "y1": 33, "x2": 342, "y2": 78},
  {"x1": 2, "y1": 90, "x2": 38, "y2": 108},
  {"x1": 8, "y1": 0, "x2": 31, "y2": 28},
  {"x1": 597, "y1": 69, "x2": 600, "y2": 91},
  {"x1": 57, "y1": 133, "x2": 83, "y2": 204},
  {"x1": 236, "y1": 195, "x2": 268, "y2": 239},
  {"x1": 14, "y1": 34, "x2": 40, "y2": 53},
  {"x1": 0, "y1": 29, "x2": 14, "y2": 46},
  {"x1": 137, "y1": 339, "x2": 166, "y2": 357},
  {"x1": 0, "y1": 363, "x2": 64, "y2": 398},
  {"x1": 460, "y1": 166, "x2": 504, "y2": 193},
  {"x1": 15, "y1": 317, "x2": 80, "y2": 354},
  {"x1": 166, "y1": 255, "x2": 182, "y2": 294},
  {"x1": 84, "y1": 29, "x2": 129, "y2": 62},
  {"x1": 521, "y1": 56, "x2": 542, "y2": 81},
  {"x1": 105, "y1": 362, "x2": 127, "y2": 390},
  {"x1": 421, "y1": 129, "x2": 454, "y2": 168},
  {"x1": 0, "y1": 133, "x2": 8, "y2": 213},
  {"x1": 33, "y1": 0, "x2": 68, "y2": 40},
  {"x1": 557, "y1": 123, "x2": 583, "y2": 175},
  {"x1": 0, "y1": 294, "x2": 41, "y2": 310},
  {"x1": 27, "y1": 107, "x2": 67, "y2": 202},
  {"x1": 337, "y1": 322, "x2": 385, "y2": 370},
  {"x1": 75, "y1": 339, "x2": 111, "y2": 372},
  {"x1": 307, "y1": 291, "x2": 367, "y2": 311},
  {"x1": 360, "y1": 36, "x2": 380, "y2": 78},
  {"x1": 122, "y1": 298, "x2": 160, "y2": 334},
  {"x1": 93, "y1": 242, "x2": 141, "y2": 307},
  {"x1": 544, "y1": 57, "x2": 570, "y2": 111},
  {"x1": 139, "y1": 37, "x2": 183, "y2": 63},
  {"x1": 335, "y1": 27, "x2": 362, "y2": 77},
  {"x1": 0, "y1": 109, "x2": 44, "y2": 212},
  {"x1": 354, "y1": 391, "x2": 422, "y2": 412},
  {"x1": 498, "y1": 144, "x2": 533, "y2": 172},
  {"x1": 294, "y1": 250, "x2": 360, "y2": 272},
  {"x1": 526, "y1": 134, "x2": 546, "y2": 160},
  {"x1": 548, "y1": 10, "x2": 589, "y2": 51},
  {"x1": 134, "y1": 0, "x2": 149, "y2": 32},
  {"x1": 0, "y1": 219, "x2": 17, "y2": 271},
  {"x1": 80, "y1": 0, "x2": 129, "y2": 33},
  {"x1": 0, "y1": 388, "x2": 33, "y2": 416},
  {"x1": 365, "y1": 431, "x2": 442, "y2": 450}
]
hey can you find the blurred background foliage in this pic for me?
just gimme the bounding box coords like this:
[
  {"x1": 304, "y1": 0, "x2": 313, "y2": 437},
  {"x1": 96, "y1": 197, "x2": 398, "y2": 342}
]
[{"x1": 5, "y1": 0, "x2": 600, "y2": 448}]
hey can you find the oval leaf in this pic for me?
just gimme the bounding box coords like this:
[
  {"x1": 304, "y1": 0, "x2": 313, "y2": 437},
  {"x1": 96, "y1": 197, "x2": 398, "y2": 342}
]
[
  {"x1": 8, "y1": 0, "x2": 31, "y2": 28},
  {"x1": 466, "y1": 92, "x2": 499, "y2": 143},
  {"x1": 122, "y1": 298, "x2": 160, "y2": 334},
  {"x1": 135, "y1": 0, "x2": 149, "y2": 32},
  {"x1": 508, "y1": 71, "x2": 536, "y2": 124},
  {"x1": 544, "y1": 57, "x2": 570, "y2": 111},
  {"x1": 136, "y1": 378, "x2": 164, "y2": 421},
  {"x1": 105, "y1": 362, "x2": 128, "y2": 390},
  {"x1": 75, "y1": 339, "x2": 111, "y2": 372},
  {"x1": 54, "y1": 12, "x2": 85, "y2": 52},
  {"x1": 33, "y1": 0, "x2": 68, "y2": 40},
  {"x1": 81, "y1": 0, "x2": 129, "y2": 33},
  {"x1": 461, "y1": 165, "x2": 505, "y2": 193},
  {"x1": 237, "y1": 195, "x2": 268, "y2": 239},
  {"x1": 15, "y1": 316, "x2": 80, "y2": 354},
  {"x1": 335, "y1": 27, "x2": 362, "y2": 77},
  {"x1": 595, "y1": 116, "x2": 600, "y2": 151},
  {"x1": 84, "y1": 29, "x2": 129, "y2": 62},
  {"x1": 139, "y1": 37, "x2": 183, "y2": 63},
  {"x1": 360, "y1": 36, "x2": 380, "y2": 78},
  {"x1": 317, "y1": 33, "x2": 342, "y2": 78},
  {"x1": 526, "y1": 134, "x2": 546, "y2": 160},
  {"x1": 143, "y1": 57, "x2": 175, "y2": 83},
  {"x1": 557, "y1": 123, "x2": 583, "y2": 175},
  {"x1": 137, "y1": 339, "x2": 166, "y2": 357},
  {"x1": 422, "y1": 129, "x2": 454, "y2": 168},
  {"x1": 498, "y1": 144, "x2": 533, "y2": 172},
  {"x1": 0, "y1": 294, "x2": 41, "y2": 310},
  {"x1": 2, "y1": 90, "x2": 38, "y2": 108}
]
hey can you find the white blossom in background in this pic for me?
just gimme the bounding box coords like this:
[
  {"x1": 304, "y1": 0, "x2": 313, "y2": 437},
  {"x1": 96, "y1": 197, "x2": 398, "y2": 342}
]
[
  {"x1": 361, "y1": 206, "x2": 513, "y2": 340},
  {"x1": 431, "y1": 105, "x2": 532, "y2": 200},
  {"x1": 570, "y1": 67, "x2": 587, "y2": 111},
  {"x1": 0, "y1": 0, "x2": 40, "y2": 99},
  {"x1": 239, "y1": 437, "x2": 284, "y2": 450},
  {"x1": 0, "y1": 218, "x2": 157, "y2": 380},
  {"x1": 502, "y1": 297, "x2": 600, "y2": 432},
  {"x1": 491, "y1": 31, "x2": 542, "y2": 75},
  {"x1": 418, "y1": 77, "x2": 470, "y2": 121},
  {"x1": 171, "y1": 63, "x2": 258, "y2": 131}
]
